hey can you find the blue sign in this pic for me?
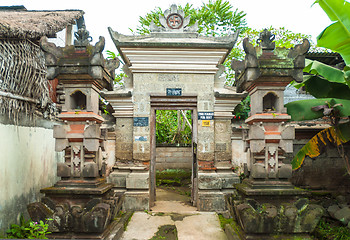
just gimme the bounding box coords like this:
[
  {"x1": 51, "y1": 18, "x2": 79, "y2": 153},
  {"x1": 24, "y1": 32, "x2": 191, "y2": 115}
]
[
  {"x1": 198, "y1": 112, "x2": 214, "y2": 120},
  {"x1": 166, "y1": 88, "x2": 182, "y2": 96},
  {"x1": 134, "y1": 117, "x2": 149, "y2": 127},
  {"x1": 135, "y1": 136, "x2": 148, "y2": 141}
]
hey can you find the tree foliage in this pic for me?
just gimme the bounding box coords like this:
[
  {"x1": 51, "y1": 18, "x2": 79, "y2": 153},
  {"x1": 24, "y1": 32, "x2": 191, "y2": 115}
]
[
  {"x1": 134, "y1": 0, "x2": 246, "y2": 37},
  {"x1": 156, "y1": 110, "x2": 192, "y2": 145}
]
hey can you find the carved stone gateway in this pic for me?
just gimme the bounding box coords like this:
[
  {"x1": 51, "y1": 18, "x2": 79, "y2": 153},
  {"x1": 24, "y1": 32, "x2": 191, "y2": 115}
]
[
  {"x1": 27, "y1": 27, "x2": 123, "y2": 239},
  {"x1": 104, "y1": 4, "x2": 246, "y2": 211},
  {"x1": 230, "y1": 30, "x2": 323, "y2": 239}
]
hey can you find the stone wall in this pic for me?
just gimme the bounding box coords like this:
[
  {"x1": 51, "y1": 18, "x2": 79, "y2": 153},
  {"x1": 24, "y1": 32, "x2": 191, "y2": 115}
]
[
  {"x1": 156, "y1": 146, "x2": 192, "y2": 170},
  {"x1": 0, "y1": 114, "x2": 63, "y2": 235},
  {"x1": 291, "y1": 140, "x2": 350, "y2": 190}
]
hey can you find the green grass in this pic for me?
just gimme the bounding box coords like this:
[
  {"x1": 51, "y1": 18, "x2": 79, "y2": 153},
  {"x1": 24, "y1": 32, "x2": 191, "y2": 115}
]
[
  {"x1": 149, "y1": 225, "x2": 177, "y2": 240},
  {"x1": 156, "y1": 169, "x2": 191, "y2": 187},
  {"x1": 312, "y1": 219, "x2": 350, "y2": 240},
  {"x1": 218, "y1": 214, "x2": 233, "y2": 230},
  {"x1": 124, "y1": 212, "x2": 134, "y2": 231}
]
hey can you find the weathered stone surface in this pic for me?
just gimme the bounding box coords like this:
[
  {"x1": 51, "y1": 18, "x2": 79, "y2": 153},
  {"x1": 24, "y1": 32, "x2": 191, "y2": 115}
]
[
  {"x1": 336, "y1": 195, "x2": 347, "y2": 205},
  {"x1": 198, "y1": 173, "x2": 222, "y2": 190},
  {"x1": 109, "y1": 172, "x2": 129, "y2": 188},
  {"x1": 41, "y1": 197, "x2": 56, "y2": 211},
  {"x1": 57, "y1": 162, "x2": 71, "y2": 177},
  {"x1": 279, "y1": 164, "x2": 292, "y2": 179},
  {"x1": 221, "y1": 176, "x2": 240, "y2": 189},
  {"x1": 84, "y1": 124, "x2": 100, "y2": 138},
  {"x1": 85, "y1": 198, "x2": 103, "y2": 211},
  {"x1": 124, "y1": 191, "x2": 149, "y2": 211},
  {"x1": 334, "y1": 207, "x2": 350, "y2": 225},
  {"x1": 234, "y1": 199, "x2": 323, "y2": 234},
  {"x1": 126, "y1": 173, "x2": 149, "y2": 190},
  {"x1": 83, "y1": 162, "x2": 99, "y2": 177},
  {"x1": 27, "y1": 202, "x2": 54, "y2": 222},
  {"x1": 198, "y1": 192, "x2": 225, "y2": 211},
  {"x1": 82, "y1": 203, "x2": 111, "y2": 232},
  {"x1": 83, "y1": 138, "x2": 100, "y2": 152},
  {"x1": 251, "y1": 163, "x2": 265, "y2": 179}
]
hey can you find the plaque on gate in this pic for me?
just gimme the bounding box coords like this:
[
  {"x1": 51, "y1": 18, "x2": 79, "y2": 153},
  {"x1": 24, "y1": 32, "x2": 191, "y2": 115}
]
[
  {"x1": 198, "y1": 112, "x2": 214, "y2": 120},
  {"x1": 166, "y1": 88, "x2": 182, "y2": 96},
  {"x1": 133, "y1": 117, "x2": 149, "y2": 127}
]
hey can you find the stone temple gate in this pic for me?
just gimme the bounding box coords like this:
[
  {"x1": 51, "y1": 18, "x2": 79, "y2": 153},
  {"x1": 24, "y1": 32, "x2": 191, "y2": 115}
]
[
  {"x1": 26, "y1": 4, "x2": 326, "y2": 239},
  {"x1": 104, "y1": 5, "x2": 246, "y2": 211}
]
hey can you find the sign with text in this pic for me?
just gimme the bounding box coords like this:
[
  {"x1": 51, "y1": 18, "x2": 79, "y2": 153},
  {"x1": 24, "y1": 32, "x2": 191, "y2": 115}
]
[
  {"x1": 166, "y1": 88, "x2": 182, "y2": 96},
  {"x1": 202, "y1": 120, "x2": 210, "y2": 127},
  {"x1": 133, "y1": 117, "x2": 149, "y2": 127},
  {"x1": 198, "y1": 112, "x2": 214, "y2": 120},
  {"x1": 135, "y1": 136, "x2": 148, "y2": 141}
]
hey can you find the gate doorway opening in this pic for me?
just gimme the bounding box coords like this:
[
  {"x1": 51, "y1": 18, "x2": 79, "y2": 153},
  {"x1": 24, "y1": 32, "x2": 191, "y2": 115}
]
[
  {"x1": 155, "y1": 110, "x2": 193, "y2": 205},
  {"x1": 150, "y1": 97, "x2": 198, "y2": 208}
]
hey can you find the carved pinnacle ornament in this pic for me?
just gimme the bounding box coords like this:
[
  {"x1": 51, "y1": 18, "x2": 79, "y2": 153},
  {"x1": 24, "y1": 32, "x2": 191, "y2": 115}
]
[
  {"x1": 150, "y1": 4, "x2": 198, "y2": 33},
  {"x1": 74, "y1": 25, "x2": 92, "y2": 47},
  {"x1": 257, "y1": 29, "x2": 275, "y2": 50}
]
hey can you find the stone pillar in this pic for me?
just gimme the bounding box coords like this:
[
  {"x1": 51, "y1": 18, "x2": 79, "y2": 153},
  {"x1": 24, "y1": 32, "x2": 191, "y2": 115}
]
[
  {"x1": 105, "y1": 92, "x2": 134, "y2": 162},
  {"x1": 230, "y1": 30, "x2": 323, "y2": 239},
  {"x1": 104, "y1": 73, "x2": 150, "y2": 210},
  {"x1": 196, "y1": 69, "x2": 246, "y2": 211},
  {"x1": 27, "y1": 27, "x2": 122, "y2": 238}
]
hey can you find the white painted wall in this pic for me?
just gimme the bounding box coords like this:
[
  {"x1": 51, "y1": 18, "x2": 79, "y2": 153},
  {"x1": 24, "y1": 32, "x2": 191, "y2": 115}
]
[
  {"x1": 231, "y1": 127, "x2": 248, "y2": 174},
  {"x1": 0, "y1": 123, "x2": 63, "y2": 234}
]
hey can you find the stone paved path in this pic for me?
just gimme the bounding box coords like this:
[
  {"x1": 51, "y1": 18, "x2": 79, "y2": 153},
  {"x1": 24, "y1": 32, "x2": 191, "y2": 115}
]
[{"x1": 120, "y1": 189, "x2": 227, "y2": 240}]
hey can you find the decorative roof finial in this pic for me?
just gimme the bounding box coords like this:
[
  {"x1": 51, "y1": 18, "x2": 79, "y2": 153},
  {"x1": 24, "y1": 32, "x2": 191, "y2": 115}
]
[
  {"x1": 150, "y1": 4, "x2": 198, "y2": 33},
  {"x1": 257, "y1": 29, "x2": 275, "y2": 50},
  {"x1": 74, "y1": 24, "x2": 92, "y2": 47}
]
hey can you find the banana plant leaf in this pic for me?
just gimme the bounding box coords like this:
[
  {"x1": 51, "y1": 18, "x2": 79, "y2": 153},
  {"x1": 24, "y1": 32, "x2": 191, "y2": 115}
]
[
  {"x1": 315, "y1": 0, "x2": 350, "y2": 65},
  {"x1": 294, "y1": 59, "x2": 350, "y2": 97},
  {"x1": 297, "y1": 75, "x2": 350, "y2": 100},
  {"x1": 286, "y1": 98, "x2": 350, "y2": 121},
  {"x1": 303, "y1": 59, "x2": 345, "y2": 83},
  {"x1": 292, "y1": 122, "x2": 350, "y2": 170},
  {"x1": 293, "y1": 59, "x2": 350, "y2": 98}
]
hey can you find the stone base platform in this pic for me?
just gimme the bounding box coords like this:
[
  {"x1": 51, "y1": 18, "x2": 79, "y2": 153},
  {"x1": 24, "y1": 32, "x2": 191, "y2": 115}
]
[
  {"x1": 197, "y1": 168, "x2": 240, "y2": 211},
  {"x1": 227, "y1": 180, "x2": 323, "y2": 239},
  {"x1": 224, "y1": 223, "x2": 313, "y2": 240},
  {"x1": 28, "y1": 179, "x2": 124, "y2": 237},
  {"x1": 46, "y1": 211, "x2": 133, "y2": 240}
]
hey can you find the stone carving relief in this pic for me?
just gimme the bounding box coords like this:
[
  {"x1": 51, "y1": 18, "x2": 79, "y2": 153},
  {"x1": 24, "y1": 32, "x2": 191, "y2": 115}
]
[{"x1": 150, "y1": 4, "x2": 198, "y2": 32}]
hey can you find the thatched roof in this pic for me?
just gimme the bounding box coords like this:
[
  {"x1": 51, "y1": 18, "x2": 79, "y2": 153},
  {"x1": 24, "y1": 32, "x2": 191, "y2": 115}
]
[{"x1": 0, "y1": 7, "x2": 84, "y2": 39}]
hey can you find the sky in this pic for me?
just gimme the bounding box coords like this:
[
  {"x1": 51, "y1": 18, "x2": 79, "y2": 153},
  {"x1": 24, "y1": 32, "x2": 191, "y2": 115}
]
[{"x1": 2, "y1": 0, "x2": 332, "y2": 54}]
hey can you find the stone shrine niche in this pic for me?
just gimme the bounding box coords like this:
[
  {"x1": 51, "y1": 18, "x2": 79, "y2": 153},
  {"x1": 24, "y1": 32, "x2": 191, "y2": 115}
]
[
  {"x1": 263, "y1": 92, "x2": 277, "y2": 112},
  {"x1": 70, "y1": 90, "x2": 86, "y2": 110}
]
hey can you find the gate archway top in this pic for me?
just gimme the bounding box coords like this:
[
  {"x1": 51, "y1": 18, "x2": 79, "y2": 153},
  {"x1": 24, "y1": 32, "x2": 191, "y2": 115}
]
[{"x1": 107, "y1": 5, "x2": 239, "y2": 74}]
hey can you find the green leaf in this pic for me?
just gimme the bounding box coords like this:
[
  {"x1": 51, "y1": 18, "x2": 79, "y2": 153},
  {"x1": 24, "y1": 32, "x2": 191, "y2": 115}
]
[
  {"x1": 299, "y1": 59, "x2": 350, "y2": 99},
  {"x1": 286, "y1": 98, "x2": 350, "y2": 121},
  {"x1": 302, "y1": 75, "x2": 350, "y2": 99},
  {"x1": 303, "y1": 59, "x2": 345, "y2": 83},
  {"x1": 292, "y1": 121, "x2": 350, "y2": 170},
  {"x1": 315, "y1": 0, "x2": 350, "y2": 65}
]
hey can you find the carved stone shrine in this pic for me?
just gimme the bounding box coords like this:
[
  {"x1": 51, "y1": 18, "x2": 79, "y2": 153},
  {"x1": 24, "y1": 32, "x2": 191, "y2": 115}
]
[
  {"x1": 27, "y1": 26, "x2": 122, "y2": 239},
  {"x1": 231, "y1": 30, "x2": 323, "y2": 239}
]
